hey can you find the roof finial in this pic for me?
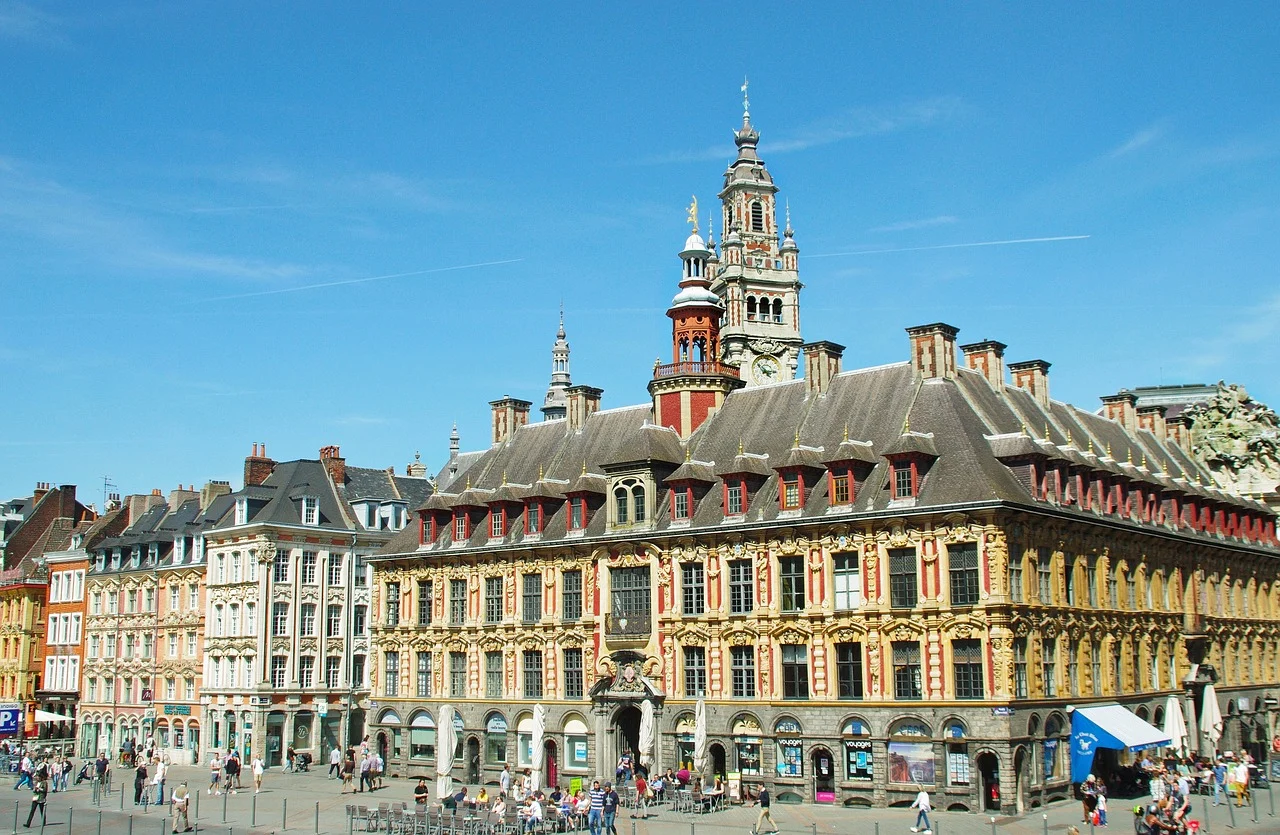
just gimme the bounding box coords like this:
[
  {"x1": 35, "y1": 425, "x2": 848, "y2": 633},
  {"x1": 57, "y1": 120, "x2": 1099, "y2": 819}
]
[
  {"x1": 414, "y1": 450, "x2": 421, "y2": 462},
  {"x1": 1088, "y1": 439, "x2": 1095, "y2": 454},
  {"x1": 685, "y1": 445, "x2": 692, "y2": 463},
  {"x1": 687, "y1": 196, "x2": 699, "y2": 233},
  {"x1": 465, "y1": 476, "x2": 471, "y2": 490},
  {"x1": 1044, "y1": 421, "x2": 1050, "y2": 440},
  {"x1": 581, "y1": 460, "x2": 588, "y2": 475},
  {"x1": 793, "y1": 428, "x2": 801, "y2": 448},
  {"x1": 1127, "y1": 448, "x2": 1133, "y2": 464},
  {"x1": 501, "y1": 470, "x2": 507, "y2": 485},
  {"x1": 538, "y1": 464, "x2": 545, "y2": 481},
  {"x1": 1066, "y1": 429, "x2": 1074, "y2": 446},
  {"x1": 1020, "y1": 421, "x2": 1028, "y2": 437},
  {"x1": 843, "y1": 423, "x2": 850, "y2": 443},
  {"x1": 1141, "y1": 454, "x2": 1148, "y2": 469},
  {"x1": 903, "y1": 416, "x2": 911, "y2": 434},
  {"x1": 738, "y1": 437, "x2": 745, "y2": 456},
  {"x1": 784, "y1": 200, "x2": 793, "y2": 237},
  {"x1": 1106, "y1": 442, "x2": 1113, "y2": 458},
  {"x1": 741, "y1": 75, "x2": 750, "y2": 121}
]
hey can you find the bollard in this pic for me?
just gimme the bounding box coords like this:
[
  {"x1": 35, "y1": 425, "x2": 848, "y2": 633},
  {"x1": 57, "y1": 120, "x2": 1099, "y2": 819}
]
[
  {"x1": 811, "y1": 824, "x2": 817, "y2": 835},
  {"x1": 283, "y1": 797, "x2": 288, "y2": 831},
  {"x1": 990, "y1": 816, "x2": 997, "y2": 835},
  {"x1": 1203, "y1": 796, "x2": 1210, "y2": 833},
  {"x1": 348, "y1": 807, "x2": 353, "y2": 835},
  {"x1": 97, "y1": 811, "x2": 103, "y2": 835},
  {"x1": 689, "y1": 823, "x2": 695, "y2": 835},
  {"x1": 875, "y1": 823, "x2": 880, "y2": 835},
  {"x1": 1251, "y1": 784, "x2": 1259, "y2": 823},
  {"x1": 632, "y1": 822, "x2": 636, "y2": 835},
  {"x1": 159, "y1": 817, "x2": 166, "y2": 835},
  {"x1": 1089, "y1": 813, "x2": 1094, "y2": 835},
  {"x1": 1227, "y1": 791, "x2": 1236, "y2": 829},
  {"x1": 222, "y1": 789, "x2": 228, "y2": 823},
  {"x1": 128, "y1": 814, "x2": 134, "y2": 835},
  {"x1": 66, "y1": 809, "x2": 72, "y2": 835},
  {"x1": 14, "y1": 800, "x2": 19, "y2": 835},
  {"x1": 251, "y1": 793, "x2": 257, "y2": 827},
  {"x1": 1269, "y1": 781, "x2": 1275, "y2": 817},
  {"x1": 1042, "y1": 812, "x2": 1048, "y2": 835},
  {"x1": 119, "y1": 784, "x2": 124, "y2": 811},
  {"x1": 315, "y1": 801, "x2": 320, "y2": 835}
]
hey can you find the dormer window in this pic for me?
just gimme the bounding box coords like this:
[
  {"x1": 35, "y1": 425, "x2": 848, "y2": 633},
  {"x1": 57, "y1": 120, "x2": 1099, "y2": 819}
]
[
  {"x1": 726, "y1": 482, "x2": 745, "y2": 515},
  {"x1": 130, "y1": 546, "x2": 141, "y2": 568},
  {"x1": 452, "y1": 512, "x2": 469, "y2": 542},
  {"x1": 234, "y1": 498, "x2": 248, "y2": 526},
  {"x1": 672, "y1": 487, "x2": 691, "y2": 520},
  {"x1": 611, "y1": 478, "x2": 647, "y2": 527},
  {"x1": 830, "y1": 473, "x2": 851, "y2": 505},
  {"x1": 491, "y1": 507, "x2": 506, "y2": 538},
  {"x1": 780, "y1": 474, "x2": 803, "y2": 510},
  {"x1": 302, "y1": 496, "x2": 319, "y2": 525},
  {"x1": 568, "y1": 497, "x2": 586, "y2": 530},
  {"x1": 893, "y1": 463, "x2": 914, "y2": 499},
  {"x1": 147, "y1": 544, "x2": 158, "y2": 565},
  {"x1": 525, "y1": 502, "x2": 543, "y2": 534}
]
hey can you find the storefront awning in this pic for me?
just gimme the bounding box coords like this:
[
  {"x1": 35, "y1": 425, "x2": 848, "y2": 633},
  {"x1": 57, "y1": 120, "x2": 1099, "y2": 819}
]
[
  {"x1": 34, "y1": 710, "x2": 72, "y2": 724},
  {"x1": 1071, "y1": 704, "x2": 1170, "y2": 782}
]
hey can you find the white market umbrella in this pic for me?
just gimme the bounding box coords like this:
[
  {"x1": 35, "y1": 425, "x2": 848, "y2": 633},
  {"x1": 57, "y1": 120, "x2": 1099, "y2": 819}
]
[
  {"x1": 639, "y1": 699, "x2": 657, "y2": 771},
  {"x1": 693, "y1": 698, "x2": 709, "y2": 781},
  {"x1": 529, "y1": 704, "x2": 547, "y2": 796},
  {"x1": 1163, "y1": 695, "x2": 1188, "y2": 754},
  {"x1": 436, "y1": 705, "x2": 457, "y2": 801},
  {"x1": 1201, "y1": 684, "x2": 1224, "y2": 749}
]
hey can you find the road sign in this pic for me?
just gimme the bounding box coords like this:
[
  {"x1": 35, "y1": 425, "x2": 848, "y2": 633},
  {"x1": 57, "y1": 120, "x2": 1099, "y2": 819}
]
[{"x1": 0, "y1": 704, "x2": 21, "y2": 735}]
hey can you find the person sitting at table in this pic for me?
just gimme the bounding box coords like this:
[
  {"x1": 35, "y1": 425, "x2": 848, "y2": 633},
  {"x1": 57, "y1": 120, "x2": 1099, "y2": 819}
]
[
  {"x1": 522, "y1": 796, "x2": 543, "y2": 833},
  {"x1": 413, "y1": 779, "x2": 429, "y2": 805},
  {"x1": 476, "y1": 787, "x2": 490, "y2": 809},
  {"x1": 676, "y1": 766, "x2": 690, "y2": 787},
  {"x1": 491, "y1": 797, "x2": 507, "y2": 819},
  {"x1": 549, "y1": 786, "x2": 563, "y2": 805},
  {"x1": 650, "y1": 775, "x2": 665, "y2": 802}
]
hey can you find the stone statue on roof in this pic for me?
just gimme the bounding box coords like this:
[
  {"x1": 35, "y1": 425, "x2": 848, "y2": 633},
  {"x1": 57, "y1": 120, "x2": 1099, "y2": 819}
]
[{"x1": 1186, "y1": 382, "x2": 1280, "y2": 495}]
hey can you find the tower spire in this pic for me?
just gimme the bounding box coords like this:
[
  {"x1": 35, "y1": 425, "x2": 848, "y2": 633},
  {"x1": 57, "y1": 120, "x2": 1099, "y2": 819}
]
[{"x1": 541, "y1": 310, "x2": 572, "y2": 421}]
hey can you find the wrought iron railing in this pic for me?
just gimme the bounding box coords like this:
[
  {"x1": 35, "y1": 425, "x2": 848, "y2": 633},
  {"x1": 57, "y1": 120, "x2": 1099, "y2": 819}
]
[{"x1": 605, "y1": 611, "x2": 652, "y2": 636}]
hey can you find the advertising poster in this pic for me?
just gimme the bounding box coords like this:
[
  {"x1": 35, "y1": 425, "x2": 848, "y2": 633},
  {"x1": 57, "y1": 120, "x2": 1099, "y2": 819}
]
[{"x1": 887, "y1": 742, "x2": 935, "y2": 785}]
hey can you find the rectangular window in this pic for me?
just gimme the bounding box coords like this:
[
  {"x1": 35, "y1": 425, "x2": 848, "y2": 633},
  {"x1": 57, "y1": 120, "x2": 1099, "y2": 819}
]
[
  {"x1": 953, "y1": 639, "x2": 984, "y2": 699},
  {"x1": 833, "y1": 553, "x2": 861, "y2": 610},
  {"x1": 836, "y1": 642, "x2": 864, "y2": 699},
  {"x1": 186, "y1": 632, "x2": 196, "y2": 656},
  {"x1": 90, "y1": 592, "x2": 101, "y2": 615},
  {"x1": 480, "y1": 651, "x2": 501, "y2": 698},
  {"x1": 893, "y1": 463, "x2": 914, "y2": 498},
  {"x1": 271, "y1": 602, "x2": 289, "y2": 636},
  {"x1": 453, "y1": 513, "x2": 468, "y2": 541},
  {"x1": 386, "y1": 582, "x2": 401, "y2": 626},
  {"x1": 416, "y1": 651, "x2": 432, "y2": 697},
  {"x1": 781, "y1": 476, "x2": 801, "y2": 510},
  {"x1": 302, "y1": 497, "x2": 318, "y2": 525},
  {"x1": 384, "y1": 651, "x2": 400, "y2": 697},
  {"x1": 1068, "y1": 640, "x2": 1080, "y2": 697},
  {"x1": 525, "y1": 503, "x2": 541, "y2": 534},
  {"x1": 271, "y1": 656, "x2": 287, "y2": 689},
  {"x1": 352, "y1": 655, "x2": 366, "y2": 688},
  {"x1": 728, "y1": 559, "x2": 754, "y2": 614},
  {"x1": 1038, "y1": 553, "x2": 1053, "y2": 604},
  {"x1": 730, "y1": 645, "x2": 756, "y2": 698},
  {"x1": 1087, "y1": 559, "x2": 1098, "y2": 607},
  {"x1": 491, "y1": 508, "x2": 505, "y2": 538},
  {"x1": 683, "y1": 646, "x2": 707, "y2": 697},
  {"x1": 673, "y1": 489, "x2": 689, "y2": 520},
  {"x1": 417, "y1": 580, "x2": 432, "y2": 625},
  {"x1": 563, "y1": 648, "x2": 583, "y2": 700},
  {"x1": 321, "y1": 604, "x2": 339, "y2": 638},
  {"x1": 522, "y1": 650, "x2": 543, "y2": 699},
  {"x1": 568, "y1": 497, "x2": 586, "y2": 530},
  {"x1": 1014, "y1": 638, "x2": 1029, "y2": 699},
  {"x1": 1042, "y1": 638, "x2": 1058, "y2": 697},
  {"x1": 449, "y1": 651, "x2": 466, "y2": 698},
  {"x1": 328, "y1": 554, "x2": 343, "y2": 586},
  {"x1": 726, "y1": 484, "x2": 744, "y2": 515},
  {"x1": 781, "y1": 644, "x2": 809, "y2": 699},
  {"x1": 1010, "y1": 557, "x2": 1024, "y2": 603},
  {"x1": 681, "y1": 562, "x2": 706, "y2": 616},
  {"x1": 325, "y1": 657, "x2": 341, "y2": 688},
  {"x1": 949, "y1": 543, "x2": 980, "y2": 606},
  {"x1": 889, "y1": 548, "x2": 918, "y2": 608},
  {"x1": 168, "y1": 585, "x2": 179, "y2": 610},
  {"x1": 780, "y1": 556, "x2": 805, "y2": 612},
  {"x1": 273, "y1": 549, "x2": 289, "y2": 583},
  {"x1": 300, "y1": 603, "x2": 316, "y2": 637},
  {"x1": 353, "y1": 605, "x2": 367, "y2": 636},
  {"x1": 610, "y1": 567, "x2": 651, "y2": 631},
  {"x1": 485, "y1": 577, "x2": 503, "y2": 623},
  {"x1": 449, "y1": 579, "x2": 466, "y2": 625},
  {"x1": 298, "y1": 656, "x2": 315, "y2": 688},
  {"x1": 893, "y1": 641, "x2": 923, "y2": 700},
  {"x1": 1091, "y1": 642, "x2": 1102, "y2": 696},
  {"x1": 301, "y1": 551, "x2": 317, "y2": 584},
  {"x1": 522, "y1": 573, "x2": 541, "y2": 623},
  {"x1": 831, "y1": 473, "x2": 851, "y2": 505},
  {"x1": 562, "y1": 570, "x2": 582, "y2": 620}
]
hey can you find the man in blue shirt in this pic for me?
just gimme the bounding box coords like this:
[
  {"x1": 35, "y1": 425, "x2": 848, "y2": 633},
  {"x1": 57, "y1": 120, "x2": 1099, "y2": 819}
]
[
  {"x1": 588, "y1": 780, "x2": 605, "y2": 835},
  {"x1": 602, "y1": 782, "x2": 620, "y2": 835}
]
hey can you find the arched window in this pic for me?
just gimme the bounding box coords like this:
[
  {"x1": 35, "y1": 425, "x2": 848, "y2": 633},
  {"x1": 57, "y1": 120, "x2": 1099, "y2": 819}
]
[
  {"x1": 613, "y1": 479, "x2": 646, "y2": 526},
  {"x1": 746, "y1": 297, "x2": 757, "y2": 321},
  {"x1": 633, "y1": 485, "x2": 646, "y2": 523},
  {"x1": 775, "y1": 718, "x2": 803, "y2": 777},
  {"x1": 410, "y1": 712, "x2": 436, "y2": 760},
  {"x1": 679, "y1": 338, "x2": 689, "y2": 362},
  {"x1": 692, "y1": 337, "x2": 706, "y2": 363},
  {"x1": 750, "y1": 202, "x2": 764, "y2": 232},
  {"x1": 772, "y1": 298, "x2": 783, "y2": 323},
  {"x1": 614, "y1": 488, "x2": 629, "y2": 525}
]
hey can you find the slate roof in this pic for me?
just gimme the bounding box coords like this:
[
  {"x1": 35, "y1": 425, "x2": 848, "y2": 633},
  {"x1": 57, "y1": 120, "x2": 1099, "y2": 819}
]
[{"x1": 379, "y1": 361, "x2": 1277, "y2": 559}]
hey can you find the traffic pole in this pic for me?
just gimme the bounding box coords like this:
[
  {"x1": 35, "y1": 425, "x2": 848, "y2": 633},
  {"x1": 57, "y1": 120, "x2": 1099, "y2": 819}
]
[
  {"x1": 283, "y1": 797, "x2": 288, "y2": 830},
  {"x1": 315, "y1": 801, "x2": 320, "y2": 834},
  {"x1": 65, "y1": 808, "x2": 71, "y2": 835}
]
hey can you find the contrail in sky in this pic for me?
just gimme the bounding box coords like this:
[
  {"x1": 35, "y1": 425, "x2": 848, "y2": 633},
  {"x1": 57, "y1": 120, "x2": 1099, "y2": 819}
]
[
  {"x1": 804, "y1": 235, "x2": 1090, "y2": 258},
  {"x1": 202, "y1": 258, "x2": 524, "y2": 301}
]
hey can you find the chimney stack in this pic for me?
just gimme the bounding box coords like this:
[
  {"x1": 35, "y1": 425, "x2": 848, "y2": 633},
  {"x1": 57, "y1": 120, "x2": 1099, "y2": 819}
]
[
  {"x1": 127, "y1": 490, "x2": 165, "y2": 522},
  {"x1": 167, "y1": 485, "x2": 198, "y2": 510},
  {"x1": 1166, "y1": 414, "x2": 1194, "y2": 455},
  {"x1": 490, "y1": 396, "x2": 532, "y2": 445},
  {"x1": 200, "y1": 480, "x2": 232, "y2": 510},
  {"x1": 320, "y1": 445, "x2": 346, "y2": 485},
  {"x1": 906, "y1": 323, "x2": 959, "y2": 380},
  {"x1": 1100, "y1": 390, "x2": 1138, "y2": 432},
  {"x1": 1136, "y1": 404, "x2": 1168, "y2": 439},
  {"x1": 244, "y1": 442, "x2": 276, "y2": 487},
  {"x1": 802, "y1": 341, "x2": 845, "y2": 396},
  {"x1": 565, "y1": 385, "x2": 604, "y2": 431},
  {"x1": 959, "y1": 339, "x2": 1007, "y2": 390},
  {"x1": 32, "y1": 482, "x2": 50, "y2": 503},
  {"x1": 1008, "y1": 360, "x2": 1051, "y2": 406}
]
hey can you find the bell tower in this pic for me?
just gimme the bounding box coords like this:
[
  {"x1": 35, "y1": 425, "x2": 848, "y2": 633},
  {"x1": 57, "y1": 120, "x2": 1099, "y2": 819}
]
[
  {"x1": 649, "y1": 204, "x2": 745, "y2": 439},
  {"x1": 710, "y1": 80, "x2": 803, "y2": 386},
  {"x1": 541, "y1": 307, "x2": 571, "y2": 421}
]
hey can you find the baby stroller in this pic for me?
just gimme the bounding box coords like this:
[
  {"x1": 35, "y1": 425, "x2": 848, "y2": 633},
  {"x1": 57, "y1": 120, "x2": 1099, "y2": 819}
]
[
  {"x1": 76, "y1": 762, "x2": 91, "y2": 785},
  {"x1": 296, "y1": 752, "x2": 313, "y2": 773}
]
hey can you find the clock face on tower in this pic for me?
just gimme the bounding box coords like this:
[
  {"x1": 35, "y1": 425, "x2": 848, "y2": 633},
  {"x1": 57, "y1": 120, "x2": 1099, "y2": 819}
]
[{"x1": 752, "y1": 355, "x2": 781, "y2": 384}]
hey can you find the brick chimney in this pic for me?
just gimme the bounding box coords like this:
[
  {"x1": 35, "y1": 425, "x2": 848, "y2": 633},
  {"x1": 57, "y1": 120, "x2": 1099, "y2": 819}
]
[
  {"x1": 1136, "y1": 404, "x2": 1167, "y2": 439},
  {"x1": 320, "y1": 445, "x2": 346, "y2": 486},
  {"x1": 126, "y1": 490, "x2": 165, "y2": 523},
  {"x1": 32, "y1": 482, "x2": 51, "y2": 503},
  {"x1": 1100, "y1": 390, "x2": 1138, "y2": 432},
  {"x1": 959, "y1": 339, "x2": 1007, "y2": 390},
  {"x1": 1166, "y1": 414, "x2": 1194, "y2": 455},
  {"x1": 906, "y1": 323, "x2": 959, "y2": 380},
  {"x1": 167, "y1": 485, "x2": 199, "y2": 510},
  {"x1": 244, "y1": 442, "x2": 276, "y2": 487},
  {"x1": 565, "y1": 385, "x2": 604, "y2": 431},
  {"x1": 1008, "y1": 360, "x2": 1051, "y2": 406},
  {"x1": 490, "y1": 396, "x2": 532, "y2": 445},
  {"x1": 200, "y1": 480, "x2": 232, "y2": 510},
  {"x1": 802, "y1": 341, "x2": 845, "y2": 396}
]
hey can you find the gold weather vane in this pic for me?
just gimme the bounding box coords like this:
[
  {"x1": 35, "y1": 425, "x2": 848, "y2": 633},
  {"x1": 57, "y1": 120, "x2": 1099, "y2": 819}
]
[{"x1": 687, "y1": 196, "x2": 699, "y2": 233}]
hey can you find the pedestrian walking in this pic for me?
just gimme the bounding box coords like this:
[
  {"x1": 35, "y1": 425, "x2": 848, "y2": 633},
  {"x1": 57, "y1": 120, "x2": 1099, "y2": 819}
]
[
  {"x1": 500, "y1": 765, "x2": 513, "y2": 798},
  {"x1": 171, "y1": 782, "x2": 193, "y2": 833},
  {"x1": 587, "y1": 780, "x2": 604, "y2": 835},
  {"x1": 752, "y1": 786, "x2": 778, "y2": 834},
  {"x1": 602, "y1": 782, "x2": 619, "y2": 835},
  {"x1": 209, "y1": 752, "x2": 223, "y2": 795},
  {"x1": 329, "y1": 745, "x2": 342, "y2": 779},
  {"x1": 632, "y1": 773, "x2": 649, "y2": 819},
  {"x1": 134, "y1": 761, "x2": 150, "y2": 806},
  {"x1": 341, "y1": 756, "x2": 355, "y2": 793},
  {"x1": 909, "y1": 785, "x2": 933, "y2": 835},
  {"x1": 251, "y1": 756, "x2": 265, "y2": 793},
  {"x1": 1212, "y1": 758, "x2": 1227, "y2": 807},
  {"x1": 22, "y1": 775, "x2": 47, "y2": 828}
]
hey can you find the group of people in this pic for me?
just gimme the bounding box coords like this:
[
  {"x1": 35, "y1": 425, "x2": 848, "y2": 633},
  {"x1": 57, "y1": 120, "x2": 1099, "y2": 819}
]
[
  {"x1": 205, "y1": 749, "x2": 266, "y2": 795},
  {"x1": 328, "y1": 740, "x2": 386, "y2": 793},
  {"x1": 13, "y1": 751, "x2": 75, "y2": 794}
]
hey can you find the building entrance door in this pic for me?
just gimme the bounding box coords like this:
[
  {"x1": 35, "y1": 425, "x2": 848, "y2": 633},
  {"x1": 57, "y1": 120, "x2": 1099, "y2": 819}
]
[{"x1": 812, "y1": 747, "x2": 836, "y2": 802}]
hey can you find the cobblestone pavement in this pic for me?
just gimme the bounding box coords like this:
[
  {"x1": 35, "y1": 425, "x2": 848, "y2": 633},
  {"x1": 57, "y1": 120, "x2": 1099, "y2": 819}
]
[{"x1": 5, "y1": 767, "x2": 1276, "y2": 835}]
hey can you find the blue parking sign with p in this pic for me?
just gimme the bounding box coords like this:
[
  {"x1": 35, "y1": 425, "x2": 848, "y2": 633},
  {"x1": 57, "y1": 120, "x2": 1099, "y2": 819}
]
[{"x1": 0, "y1": 705, "x2": 20, "y2": 735}]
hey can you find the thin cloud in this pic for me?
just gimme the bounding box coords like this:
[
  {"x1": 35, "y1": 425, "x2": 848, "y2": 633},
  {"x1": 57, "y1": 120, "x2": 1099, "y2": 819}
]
[
  {"x1": 805, "y1": 235, "x2": 1090, "y2": 258},
  {"x1": 0, "y1": 2, "x2": 66, "y2": 45},
  {"x1": 1109, "y1": 125, "x2": 1164, "y2": 158},
  {"x1": 200, "y1": 258, "x2": 525, "y2": 302},
  {"x1": 868, "y1": 215, "x2": 958, "y2": 233}
]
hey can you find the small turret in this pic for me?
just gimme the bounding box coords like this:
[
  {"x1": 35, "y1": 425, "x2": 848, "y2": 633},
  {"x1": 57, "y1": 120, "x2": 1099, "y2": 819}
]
[{"x1": 541, "y1": 308, "x2": 572, "y2": 421}]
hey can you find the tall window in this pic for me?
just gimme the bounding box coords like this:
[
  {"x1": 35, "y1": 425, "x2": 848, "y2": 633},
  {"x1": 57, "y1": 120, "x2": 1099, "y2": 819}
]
[
  {"x1": 683, "y1": 646, "x2": 707, "y2": 697},
  {"x1": 672, "y1": 489, "x2": 690, "y2": 520},
  {"x1": 417, "y1": 580, "x2": 432, "y2": 626},
  {"x1": 1041, "y1": 637, "x2": 1058, "y2": 697},
  {"x1": 562, "y1": 571, "x2": 582, "y2": 620},
  {"x1": 1127, "y1": 571, "x2": 1137, "y2": 609},
  {"x1": 1014, "y1": 638, "x2": 1028, "y2": 698},
  {"x1": 273, "y1": 549, "x2": 289, "y2": 583},
  {"x1": 1038, "y1": 553, "x2": 1053, "y2": 604},
  {"x1": 780, "y1": 475, "x2": 801, "y2": 510},
  {"x1": 728, "y1": 560, "x2": 754, "y2": 614},
  {"x1": 1068, "y1": 640, "x2": 1080, "y2": 696},
  {"x1": 892, "y1": 642, "x2": 922, "y2": 700},
  {"x1": 568, "y1": 497, "x2": 586, "y2": 530},
  {"x1": 491, "y1": 508, "x2": 505, "y2": 538},
  {"x1": 386, "y1": 582, "x2": 401, "y2": 626},
  {"x1": 271, "y1": 602, "x2": 289, "y2": 636},
  {"x1": 485, "y1": 652, "x2": 503, "y2": 698},
  {"x1": 522, "y1": 650, "x2": 543, "y2": 699},
  {"x1": 302, "y1": 496, "x2": 318, "y2": 525},
  {"x1": 328, "y1": 554, "x2": 344, "y2": 586},
  {"x1": 299, "y1": 603, "x2": 316, "y2": 636},
  {"x1": 1010, "y1": 556, "x2": 1024, "y2": 602},
  {"x1": 522, "y1": 573, "x2": 541, "y2": 622},
  {"x1": 781, "y1": 644, "x2": 809, "y2": 699},
  {"x1": 612, "y1": 479, "x2": 646, "y2": 526},
  {"x1": 610, "y1": 567, "x2": 651, "y2": 629},
  {"x1": 833, "y1": 554, "x2": 860, "y2": 610},
  {"x1": 726, "y1": 484, "x2": 744, "y2": 515},
  {"x1": 889, "y1": 548, "x2": 918, "y2": 609},
  {"x1": 681, "y1": 563, "x2": 705, "y2": 616},
  {"x1": 563, "y1": 648, "x2": 583, "y2": 700},
  {"x1": 750, "y1": 201, "x2": 764, "y2": 232},
  {"x1": 1090, "y1": 642, "x2": 1102, "y2": 696},
  {"x1": 325, "y1": 657, "x2": 341, "y2": 688},
  {"x1": 1109, "y1": 567, "x2": 1120, "y2": 608},
  {"x1": 271, "y1": 656, "x2": 287, "y2": 689},
  {"x1": 301, "y1": 552, "x2": 317, "y2": 584},
  {"x1": 449, "y1": 651, "x2": 466, "y2": 697},
  {"x1": 1087, "y1": 559, "x2": 1098, "y2": 606},
  {"x1": 384, "y1": 652, "x2": 400, "y2": 697},
  {"x1": 416, "y1": 652, "x2": 432, "y2": 697},
  {"x1": 352, "y1": 655, "x2": 365, "y2": 688},
  {"x1": 485, "y1": 577, "x2": 503, "y2": 624},
  {"x1": 353, "y1": 605, "x2": 367, "y2": 636},
  {"x1": 730, "y1": 646, "x2": 756, "y2": 698},
  {"x1": 949, "y1": 543, "x2": 980, "y2": 606},
  {"x1": 780, "y1": 556, "x2": 805, "y2": 612},
  {"x1": 953, "y1": 639, "x2": 984, "y2": 699},
  {"x1": 298, "y1": 656, "x2": 315, "y2": 688},
  {"x1": 835, "y1": 642, "x2": 864, "y2": 699},
  {"x1": 893, "y1": 463, "x2": 914, "y2": 498},
  {"x1": 830, "y1": 472, "x2": 852, "y2": 505},
  {"x1": 449, "y1": 579, "x2": 466, "y2": 625}
]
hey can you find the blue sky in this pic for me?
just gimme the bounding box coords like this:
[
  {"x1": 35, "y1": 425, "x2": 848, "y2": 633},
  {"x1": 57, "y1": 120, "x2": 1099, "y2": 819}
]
[{"x1": 2, "y1": 2, "x2": 1277, "y2": 504}]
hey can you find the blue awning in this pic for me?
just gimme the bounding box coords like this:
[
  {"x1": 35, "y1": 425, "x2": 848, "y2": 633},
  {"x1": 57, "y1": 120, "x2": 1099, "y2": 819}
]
[{"x1": 1071, "y1": 704, "x2": 1171, "y2": 782}]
